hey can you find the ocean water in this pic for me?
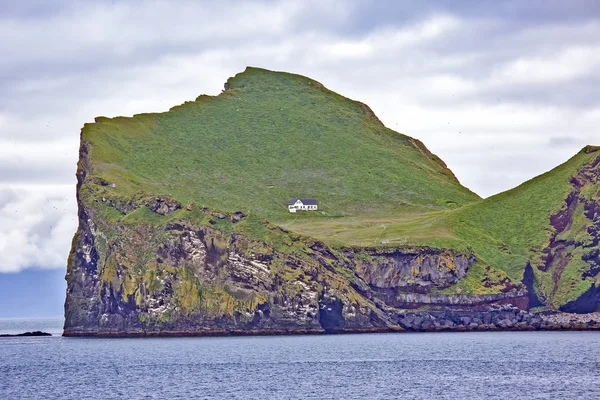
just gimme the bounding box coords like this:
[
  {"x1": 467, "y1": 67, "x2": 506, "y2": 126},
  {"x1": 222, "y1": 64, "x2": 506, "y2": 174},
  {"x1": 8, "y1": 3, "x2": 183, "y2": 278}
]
[{"x1": 1, "y1": 319, "x2": 599, "y2": 399}]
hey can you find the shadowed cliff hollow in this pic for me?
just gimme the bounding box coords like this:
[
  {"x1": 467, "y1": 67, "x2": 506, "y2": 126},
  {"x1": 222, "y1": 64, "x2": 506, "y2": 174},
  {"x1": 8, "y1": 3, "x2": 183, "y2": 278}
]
[{"x1": 64, "y1": 67, "x2": 600, "y2": 336}]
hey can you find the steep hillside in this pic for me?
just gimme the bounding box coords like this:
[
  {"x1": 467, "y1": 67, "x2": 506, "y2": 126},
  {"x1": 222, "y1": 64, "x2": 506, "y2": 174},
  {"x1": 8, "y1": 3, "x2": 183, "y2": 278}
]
[
  {"x1": 83, "y1": 67, "x2": 479, "y2": 222},
  {"x1": 64, "y1": 68, "x2": 600, "y2": 336},
  {"x1": 449, "y1": 146, "x2": 600, "y2": 310}
]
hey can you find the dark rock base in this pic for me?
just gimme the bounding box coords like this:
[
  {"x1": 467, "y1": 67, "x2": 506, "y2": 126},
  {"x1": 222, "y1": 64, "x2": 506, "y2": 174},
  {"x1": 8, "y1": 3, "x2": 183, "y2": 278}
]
[{"x1": 63, "y1": 308, "x2": 600, "y2": 337}]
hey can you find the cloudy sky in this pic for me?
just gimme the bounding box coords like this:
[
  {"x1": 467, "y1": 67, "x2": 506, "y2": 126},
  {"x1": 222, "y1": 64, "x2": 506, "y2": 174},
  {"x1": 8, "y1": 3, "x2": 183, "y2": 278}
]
[{"x1": 1, "y1": 0, "x2": 599, "y2": 277}]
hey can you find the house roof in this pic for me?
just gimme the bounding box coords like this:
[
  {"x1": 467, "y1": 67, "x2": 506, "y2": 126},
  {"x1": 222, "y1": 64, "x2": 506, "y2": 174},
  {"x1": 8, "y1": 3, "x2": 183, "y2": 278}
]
[{"x1": 288, "y1": 198, "x2": 318, "y2": 205}]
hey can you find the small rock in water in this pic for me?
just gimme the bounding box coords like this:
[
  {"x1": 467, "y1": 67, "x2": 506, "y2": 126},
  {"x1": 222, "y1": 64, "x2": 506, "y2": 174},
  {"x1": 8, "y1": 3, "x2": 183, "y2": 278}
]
[{"x1": 0, "y1": 331, "x2": 52, "y2": 337}]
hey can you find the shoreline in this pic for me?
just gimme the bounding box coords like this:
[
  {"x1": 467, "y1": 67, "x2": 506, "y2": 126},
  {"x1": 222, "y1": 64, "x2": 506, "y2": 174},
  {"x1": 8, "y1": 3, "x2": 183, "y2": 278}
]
[{"x1": 62, "y1": 310, "x2": 600, "y2": 338}]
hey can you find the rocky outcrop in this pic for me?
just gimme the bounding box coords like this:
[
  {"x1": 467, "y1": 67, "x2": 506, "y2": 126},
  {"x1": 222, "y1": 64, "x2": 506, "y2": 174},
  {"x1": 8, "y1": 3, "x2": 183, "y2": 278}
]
[
  {"x1": 522, "y1": 263, "x2": 544, "y2": 309},
  {"x1": 537, "y1": 154, "x2": 600, "y2": 310},
  {"x1": 99, "y1": 193, "x2": 181, "y2": 216},
  {"x1": 393, "y1": 305, "x2": 544, "y2": 331},
  {"x1": 351, "y1": 248, "x2": 471, "y2": 291},
  {"x1": 392, "y1": 305, "x2": 600, "y2": 331},
  {"x1": 0, "y1": 331, "x2": 52, "y2": 337},
  {"x1": 560, "y1": 284, "x2": 600, "y2": 314},
  {"x1": 357, "y1": 101, "x2": 383, "y2": 126},
  {"x1": 387, "y1": 292, "x2": 529, "y2": 310},
  {"x1": 348, "y1": 248, "x2": 473, "y2": 307}
]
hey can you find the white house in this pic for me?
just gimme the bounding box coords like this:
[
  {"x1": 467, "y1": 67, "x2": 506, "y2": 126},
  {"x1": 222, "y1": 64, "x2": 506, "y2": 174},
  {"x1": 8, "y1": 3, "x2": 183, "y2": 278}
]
[{"x1": 288, "y1": 198, "x2": 318, "y2": 213}]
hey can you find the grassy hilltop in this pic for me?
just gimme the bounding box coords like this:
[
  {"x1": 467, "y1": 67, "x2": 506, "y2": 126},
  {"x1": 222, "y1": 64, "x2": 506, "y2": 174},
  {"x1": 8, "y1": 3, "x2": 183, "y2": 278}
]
[
  {"x1": 80, "y1": 67, "x2": 600, "y2": 310},
  {"x1": 84, "y1": 67, "x2": 479, "y2": 220}
]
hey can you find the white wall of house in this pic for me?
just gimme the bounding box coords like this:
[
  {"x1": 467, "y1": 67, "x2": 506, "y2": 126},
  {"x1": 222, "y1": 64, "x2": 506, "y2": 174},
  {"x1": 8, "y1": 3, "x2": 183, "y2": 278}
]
[{"x1": 288, "y1": 200, "x2": 318, "y2": 213}]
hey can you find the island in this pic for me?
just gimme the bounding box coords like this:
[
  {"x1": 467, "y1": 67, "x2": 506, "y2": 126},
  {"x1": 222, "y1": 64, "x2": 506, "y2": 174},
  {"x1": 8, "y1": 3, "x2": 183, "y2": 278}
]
[
  {"x1": 63, "y1": 67, "x2": 600, "y2": 336},
  {"x1": 1, "y1": 331, "x2": 52, "y2": 337}
]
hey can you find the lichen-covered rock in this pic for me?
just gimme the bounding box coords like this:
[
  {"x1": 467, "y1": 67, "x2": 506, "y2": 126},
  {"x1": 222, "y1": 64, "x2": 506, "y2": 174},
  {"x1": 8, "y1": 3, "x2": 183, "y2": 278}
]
[{"x1": 351, "y1": 248, "x2": 472, "y2": 290}]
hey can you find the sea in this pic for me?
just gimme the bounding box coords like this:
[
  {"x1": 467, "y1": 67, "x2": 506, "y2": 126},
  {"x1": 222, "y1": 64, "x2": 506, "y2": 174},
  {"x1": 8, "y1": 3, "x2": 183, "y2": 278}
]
[{"x1": 1, "y1": 318, "x2": 599, "y2": 399}]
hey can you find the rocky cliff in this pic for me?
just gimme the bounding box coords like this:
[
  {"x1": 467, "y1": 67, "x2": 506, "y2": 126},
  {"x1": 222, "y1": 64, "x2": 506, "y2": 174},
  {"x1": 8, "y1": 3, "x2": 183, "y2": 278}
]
[
  {"x1": 64, "y1": 68, "x2": 600, "y2": 336},
  {"x1": 64, "y1": 145, "x2": 476, "y2": 335},
  {"x1": 64, "y1": 146, "x2": 600, "y2": 335},
  {"x1": 64, "y1": 188, "x2": 600, "y2": 336}
]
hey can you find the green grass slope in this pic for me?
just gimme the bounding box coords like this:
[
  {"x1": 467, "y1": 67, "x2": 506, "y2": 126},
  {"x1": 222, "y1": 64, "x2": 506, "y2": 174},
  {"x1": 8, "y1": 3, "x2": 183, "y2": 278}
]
[
  {"x1": 451, "y1": 146, "x2": 600, "y2": 307},
  {"x1": 83, "y1": 67, "x2": 479, "y2": 224},
  {"x1": 451, "y1": 147, "x2": 598, "y2": 277}
]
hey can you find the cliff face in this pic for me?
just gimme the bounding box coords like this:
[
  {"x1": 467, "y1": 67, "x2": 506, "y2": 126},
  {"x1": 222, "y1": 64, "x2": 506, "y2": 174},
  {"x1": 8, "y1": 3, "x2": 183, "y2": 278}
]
[
  {"x1": 65, "y1": 144, "x2": 600, "y2": 335},
  {"x1": 538, "y1": 153, "x2": 600, "y2": 312},
  {"x1": 64, "y1": 189, "x2": 600, "y2": 335},
  {"x1": 64, "y1": 69, "x2": 600, "y2": 336},
  {"x1": 65, "y1": 140, "x2": 537, "y2": 336},
  {"x1": 64, "y1": 143, "x2": 379, "y2": 335},
  {"x1": 64, "y1": 153, "x2": 478, "y2": 335}
]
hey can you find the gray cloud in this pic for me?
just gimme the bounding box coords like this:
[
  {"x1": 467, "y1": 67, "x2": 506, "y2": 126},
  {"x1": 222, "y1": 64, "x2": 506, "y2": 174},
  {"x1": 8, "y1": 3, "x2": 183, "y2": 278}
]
[
  {"x1": 0, "y1": 188, "x2": 18, "y2": 209},
  {"x1": 1, "y1": 0, "x2": 599, "y2": 271},
  {"x1": 0, "y1": 162, "x2": 73, "y2": 184},
  {"x1": 548, "y1": 136, "x2": 580, "y2": 147}
]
